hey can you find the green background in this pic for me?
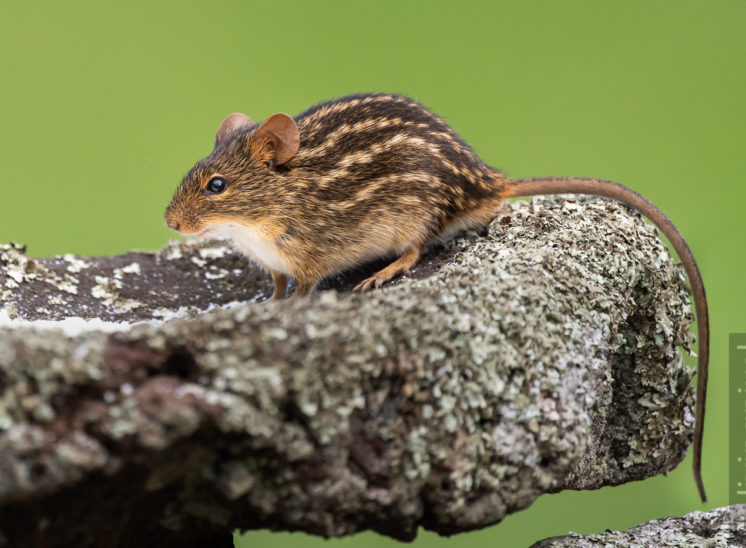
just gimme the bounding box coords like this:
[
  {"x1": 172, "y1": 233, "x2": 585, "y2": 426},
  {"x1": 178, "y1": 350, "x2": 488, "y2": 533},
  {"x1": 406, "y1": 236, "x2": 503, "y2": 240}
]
[{"x1": 1, "y1": 1, "x2": 743, "y2": 546}]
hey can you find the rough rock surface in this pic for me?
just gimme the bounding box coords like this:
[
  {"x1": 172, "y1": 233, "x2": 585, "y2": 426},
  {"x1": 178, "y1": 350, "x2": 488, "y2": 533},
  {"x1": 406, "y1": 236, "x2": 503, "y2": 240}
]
[
  {"x1": 532, "y1": 504, "x2": 746, "y2": 547},
  {"x1": 0, "y1": 197, "x2": 697, "y2": 547}
]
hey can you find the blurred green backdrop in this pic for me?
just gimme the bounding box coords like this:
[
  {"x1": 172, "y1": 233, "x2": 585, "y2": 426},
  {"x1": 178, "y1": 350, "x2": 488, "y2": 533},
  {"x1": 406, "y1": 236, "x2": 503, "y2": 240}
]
[{"x1": 1, "y1": 1, "x2": 743, "y2": 546}]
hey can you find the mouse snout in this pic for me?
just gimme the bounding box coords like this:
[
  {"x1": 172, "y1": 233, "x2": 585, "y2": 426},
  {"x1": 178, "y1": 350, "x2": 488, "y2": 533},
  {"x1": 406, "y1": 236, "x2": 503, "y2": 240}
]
[
  {"x1": 164, "y1": 206, "x2": 203, "y2": 235},
  {"x1": 164, "y1": 210, "x2": 181, "y2": 231},
  {"x1": 164, "y1": 208, "x2": 187, "y2": 233}
]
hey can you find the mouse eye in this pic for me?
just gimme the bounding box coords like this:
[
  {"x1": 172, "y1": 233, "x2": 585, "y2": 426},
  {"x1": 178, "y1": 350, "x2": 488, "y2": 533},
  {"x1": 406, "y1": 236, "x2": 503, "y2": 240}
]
[{"x1": 205, "y1": 177, "x2": 227, "y2": 195}]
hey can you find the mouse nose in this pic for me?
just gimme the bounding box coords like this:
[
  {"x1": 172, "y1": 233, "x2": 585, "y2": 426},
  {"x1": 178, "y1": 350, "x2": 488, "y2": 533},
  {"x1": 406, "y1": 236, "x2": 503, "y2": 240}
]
[{"x1": 166, "y1": 219, "x2": 181, "y2": 231}]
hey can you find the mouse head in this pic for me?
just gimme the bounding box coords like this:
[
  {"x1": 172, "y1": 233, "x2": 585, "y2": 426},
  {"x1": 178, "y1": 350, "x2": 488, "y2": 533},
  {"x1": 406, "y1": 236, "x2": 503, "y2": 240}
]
[{"x1": 164, "y1": 112, "x2": 300, "y2": 236}]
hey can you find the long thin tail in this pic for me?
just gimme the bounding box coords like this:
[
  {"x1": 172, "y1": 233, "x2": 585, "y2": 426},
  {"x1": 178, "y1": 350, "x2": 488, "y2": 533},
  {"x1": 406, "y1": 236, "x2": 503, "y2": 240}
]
[{"x1": 507, "y1": 177, "x2": 709, "y2": 502}]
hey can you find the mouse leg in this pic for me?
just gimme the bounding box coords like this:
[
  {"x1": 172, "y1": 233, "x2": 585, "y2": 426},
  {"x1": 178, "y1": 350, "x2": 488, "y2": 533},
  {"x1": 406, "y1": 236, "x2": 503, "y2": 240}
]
[
  {"x1": 354, "y1": 246, "x2": 422, "y2": 292},
  {"x1": 270, "y1": 271, "x2": 288, "y2": 300},
  {"x1": 290, "y1": 277, "x2": 316, "y2": 299}
]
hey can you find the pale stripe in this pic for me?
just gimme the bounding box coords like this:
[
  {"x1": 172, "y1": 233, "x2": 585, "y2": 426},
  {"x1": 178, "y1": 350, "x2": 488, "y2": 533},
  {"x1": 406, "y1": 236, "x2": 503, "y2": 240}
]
[
  {"x1": 298, "y1": 125, "x2": 475, "y2": 182},
  {"x1": 309, "y1": 134, "x2": 443, "y2": 185},
  {"x1": 294, "y1": 117, "x2": 419, "y2": 161},
  {"x1": 327, "y1": 170, "x2": 444, "y2": 211},
  {"x1": 299, "y1": 94, "x2": 412, "y2": 128},
  {"x1": 427, "y1": 130, "x2": 478, "y2": 161}
]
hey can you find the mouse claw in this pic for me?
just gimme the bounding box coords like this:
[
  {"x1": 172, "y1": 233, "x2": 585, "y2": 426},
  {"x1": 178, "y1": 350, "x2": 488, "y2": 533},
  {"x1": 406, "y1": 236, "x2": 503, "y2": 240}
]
[
  {"x1": 353, "y1": 248, "x2": 421, "y2": 293},
  {"x1": 353, "y1": 278, "x2": 374, "y2": 292},
  {"x1": 353, "y1": 271, "x2": 396, "y2": 293}
]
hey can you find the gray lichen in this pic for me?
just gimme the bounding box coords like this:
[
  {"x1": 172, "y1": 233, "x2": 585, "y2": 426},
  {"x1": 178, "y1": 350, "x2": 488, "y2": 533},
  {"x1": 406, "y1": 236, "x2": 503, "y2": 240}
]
[
  {"x1": 0, "y1": 197, "x2": 697, "y2": 546},
  {"x1": 532, "y1": 504, "x2": 746, "y2": 547}
]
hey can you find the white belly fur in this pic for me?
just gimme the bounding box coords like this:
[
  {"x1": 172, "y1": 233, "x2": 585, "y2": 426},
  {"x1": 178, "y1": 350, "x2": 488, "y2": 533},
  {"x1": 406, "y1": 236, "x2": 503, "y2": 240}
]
[{"x1": 207, "y1": 223, "x2": 290, "y2": 274}]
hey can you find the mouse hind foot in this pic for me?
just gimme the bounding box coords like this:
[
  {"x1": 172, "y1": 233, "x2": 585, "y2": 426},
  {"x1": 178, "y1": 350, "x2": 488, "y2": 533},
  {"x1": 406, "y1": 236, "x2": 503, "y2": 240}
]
[{"x1": 353, "y1": 246, "x2": 422, "y2": 292}]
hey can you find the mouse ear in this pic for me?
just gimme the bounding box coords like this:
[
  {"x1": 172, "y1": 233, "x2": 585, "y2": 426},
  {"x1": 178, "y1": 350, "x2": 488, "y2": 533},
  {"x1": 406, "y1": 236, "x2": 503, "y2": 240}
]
[
  {"x1": 216, "y1": 113, "x2": 254, "y2": 147},
  {"x1": 253, "y1": 113, "x2": 300, "y2": 166}
]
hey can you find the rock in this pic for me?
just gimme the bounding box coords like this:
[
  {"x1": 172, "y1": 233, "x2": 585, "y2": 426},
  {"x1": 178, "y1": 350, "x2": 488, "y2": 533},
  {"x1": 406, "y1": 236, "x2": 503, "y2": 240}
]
[
  {"x1": 0, "y1": 197, "x2": 697, "y2": 547},
  {"x1": 532, "y1": 505, "x2": 746, "y2": 547}
]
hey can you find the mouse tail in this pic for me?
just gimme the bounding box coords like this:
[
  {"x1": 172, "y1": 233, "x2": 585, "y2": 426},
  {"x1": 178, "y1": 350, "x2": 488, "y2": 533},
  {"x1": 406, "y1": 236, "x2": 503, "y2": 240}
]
[{"x1": 507, "y1": 177, "x2": 709, "y2": 502}]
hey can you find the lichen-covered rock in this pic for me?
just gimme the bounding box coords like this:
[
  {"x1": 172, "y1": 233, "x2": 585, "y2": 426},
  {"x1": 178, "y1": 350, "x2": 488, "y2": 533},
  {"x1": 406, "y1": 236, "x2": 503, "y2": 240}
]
[
  {"x1": 0, "y1": 197, "x2": 696, "y2": 547},
  {"x1": 532, "y1": 504, "x2": 746, "y2": 547}
]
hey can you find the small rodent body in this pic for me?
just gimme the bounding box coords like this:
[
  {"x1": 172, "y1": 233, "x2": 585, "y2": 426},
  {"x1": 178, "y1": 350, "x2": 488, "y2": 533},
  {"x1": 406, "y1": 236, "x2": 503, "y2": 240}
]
[{"x1": 164, "y1": 93, "x2": 708, "y2": 501}]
